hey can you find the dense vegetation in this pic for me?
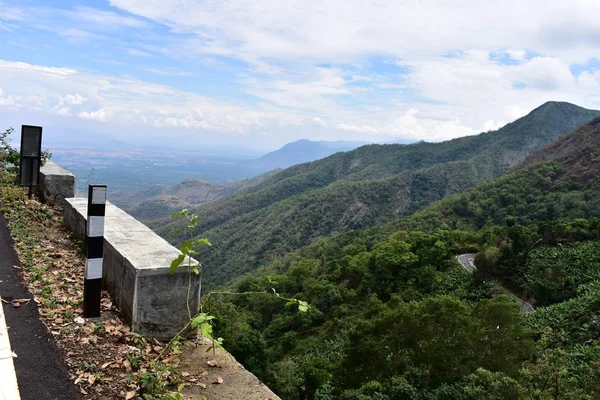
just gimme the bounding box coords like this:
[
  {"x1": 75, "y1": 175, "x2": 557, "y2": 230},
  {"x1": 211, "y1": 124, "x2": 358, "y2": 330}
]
[
  {"x1": 404, "y1": 116, "x2": 600, "y2": 232},
  {"x1": 155, "y1": 102, "x2": 600, "y2": 288},
  {"x1": 196, "y1": 114, "x2": 600, "y2": 399}
]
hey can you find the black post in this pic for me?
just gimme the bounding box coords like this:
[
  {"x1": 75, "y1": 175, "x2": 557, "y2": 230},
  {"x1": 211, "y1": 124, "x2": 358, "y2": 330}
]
[
  {"x1": 19, "y1": 125, "x2": 42, "y2": 198},
  {"x1": 28, "y1": 164, "x2": 34, "y2": 199},
  {"x1": 83, "y1": 184, "x2": 107, "y2": 318}
]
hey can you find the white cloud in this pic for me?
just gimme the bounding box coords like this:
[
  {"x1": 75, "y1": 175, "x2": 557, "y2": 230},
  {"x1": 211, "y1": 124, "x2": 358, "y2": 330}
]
[
  {"x1": 67, "y1": 6, "x2": 147, "y2": 29},
  {"x1": 3, "y1": 1, "x2": 600, "y2": 148},
  {"x1": 2, "y1": 53, "x2": 600, "y2": 147},
  {"x1": 0, "y1": 59, "x2": 296, "y2": 137},
  {"x1": 337, "y1": 123, "x2": 379, "y2": 133},
  {"x1": 109, "y1": 0, "x2": 600, "y2": 64},
  {"x1": 79, "y1": 108, "x2": 108, "y2": 121},
  {"x1": 64, "y1": 94, "x2": 87, "y2": 105},
  {"x1": 56, "y1": 107, "x2": 71, "y2": 116},
  {"x1": 0, "y1": 60, "x2": 76, "y2": 76},
  {"x1": 513, "y1": 57, "x2": 574, "y2": 91},
  {"x1": 483, "y1": 120, "x2": 507, "y2": 132},
  {"x1": 403, "y1": 52, "x2": 599, "y2": 131},
  {"x1": 127, "y1": 48, "x2": 155, "y2": 57},
  {"x1": 142, "y1": 67, "x2": 191, "y2": 76},
  {"x1": 577, "y1": 71, "x2": 600, "y2": 91},
  {"x1": 386, "y1": 109, "x2": 476, "y2": 142},
  {"x1": 58, "y1": 28, "x2": 105, "y2": 43}
]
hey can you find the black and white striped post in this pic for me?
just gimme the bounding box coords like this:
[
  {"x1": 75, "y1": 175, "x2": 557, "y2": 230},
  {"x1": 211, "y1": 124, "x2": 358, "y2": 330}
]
[{"x1": 83, "y1": 184, "x2": 107, "y2": 318}]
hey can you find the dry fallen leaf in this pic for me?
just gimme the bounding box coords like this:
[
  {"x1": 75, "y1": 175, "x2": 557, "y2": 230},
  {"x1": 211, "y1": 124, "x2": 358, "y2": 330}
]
[
  {"x1": 198, "y1": 383, "x2": 207, "y2": 389},
  {"x1": 125, "y1": 390, "x2": 136, "y2": 400},
  {"x1": 181, "y1": 372, "x2": 190, "y2": 377},
  {"x1": 122, "y1": 359, "x2": 132, "y2": 373},
  {"x1": 74, "y1": 374, "x2": 86, "y2": 385},
  {"x1": 213, "y1": 375, "x2": 223, "y2": 384},
  {"x1": 207, "y1": 360, "x2": 218, "y2": 367}
]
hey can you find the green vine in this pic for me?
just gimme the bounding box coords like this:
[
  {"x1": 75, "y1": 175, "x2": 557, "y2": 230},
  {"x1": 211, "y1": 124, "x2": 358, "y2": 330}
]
[{"x1": 161, "y1": 209, "x2": 310, "y2": 361}]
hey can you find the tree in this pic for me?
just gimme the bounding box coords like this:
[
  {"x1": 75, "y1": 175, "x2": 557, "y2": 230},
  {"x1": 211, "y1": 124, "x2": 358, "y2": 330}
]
[{"x1": 339, "y1": 296, "x2": 533, "y2": 391}]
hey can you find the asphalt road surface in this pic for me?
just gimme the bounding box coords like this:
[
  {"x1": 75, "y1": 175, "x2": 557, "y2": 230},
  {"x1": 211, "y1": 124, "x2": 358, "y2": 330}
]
[
  {"x1": 457, "y1": 253, "x2": 534, "y2": 313},
  {"x1": 0, "y1": 213, "x2": 79, "y2": 400}
]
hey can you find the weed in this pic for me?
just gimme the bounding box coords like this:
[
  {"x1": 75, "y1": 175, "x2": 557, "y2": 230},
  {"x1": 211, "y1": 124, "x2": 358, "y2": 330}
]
[{"x1": 126, "y1": 352, "x2": 143, "y2": 371}]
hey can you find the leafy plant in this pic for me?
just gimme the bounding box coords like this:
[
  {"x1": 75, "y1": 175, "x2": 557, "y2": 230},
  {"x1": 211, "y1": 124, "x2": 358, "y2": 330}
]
[
  {"x1": 160, "y1": 209, "x2": 310, "y2": 363},
  {"x1": 1, "y1": 127, "x2": 52, "y2": 186}
]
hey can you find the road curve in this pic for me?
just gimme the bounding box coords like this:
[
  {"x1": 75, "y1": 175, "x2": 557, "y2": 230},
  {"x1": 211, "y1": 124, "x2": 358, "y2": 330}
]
[
  {"x1": 457, "y1": 254, "x2": 534, "y2": 313},
  {"x1": 457, "y1": 253, "x2": 477, "y2": 272}
]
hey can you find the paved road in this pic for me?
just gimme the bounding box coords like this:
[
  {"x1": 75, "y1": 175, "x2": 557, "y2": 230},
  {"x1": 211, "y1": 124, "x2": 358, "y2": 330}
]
[
  {"x1": 457, "y1": 253, "x2": 477, "y2": 272},
  {"x1": 0, "y1": 213, "x2": 79, "y2": 400},
  {"x1": 457, "y1": 253, "x2": 534, "y2": 313}
]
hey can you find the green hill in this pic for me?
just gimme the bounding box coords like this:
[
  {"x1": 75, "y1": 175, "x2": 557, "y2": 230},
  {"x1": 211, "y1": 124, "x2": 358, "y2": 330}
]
[
  {"x1": 111, "y1": 170, "x2": 280, "y2": 221},
  {"x1": 155, "y1": 101, "x2": 600, "y2": 287},
  {"x1": 406, "y1": 115, "x2": 600, "y2": 231},
  {"x1": 206, "y1": 113, "x2": 600, "y2": 400},
  {"x1": 155, "y1": 101, "x2": 599, "y2": 287}
]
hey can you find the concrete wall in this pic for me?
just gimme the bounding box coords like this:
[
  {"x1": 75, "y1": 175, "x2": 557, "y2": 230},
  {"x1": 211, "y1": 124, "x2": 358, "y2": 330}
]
[
  {"x1": 64, "y1": 198, "x2": 200, "y2": 340},
  {"x1": 39, "y1": 160, "x2": 75, "y2": 205},
  {"x1": 48, "y1": 161, "x2": 280, "y2": 398}
]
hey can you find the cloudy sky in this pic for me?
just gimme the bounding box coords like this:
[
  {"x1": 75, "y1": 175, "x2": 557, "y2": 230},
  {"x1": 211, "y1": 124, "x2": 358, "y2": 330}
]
[{"x1": 1, "y1": 0, "x2": 600, "y2": 150}]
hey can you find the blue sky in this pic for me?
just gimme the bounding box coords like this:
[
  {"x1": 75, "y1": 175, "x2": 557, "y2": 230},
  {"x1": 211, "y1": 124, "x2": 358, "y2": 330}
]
[{"x1": 1, "y1": 0, "x2": 600, "y2": 150}]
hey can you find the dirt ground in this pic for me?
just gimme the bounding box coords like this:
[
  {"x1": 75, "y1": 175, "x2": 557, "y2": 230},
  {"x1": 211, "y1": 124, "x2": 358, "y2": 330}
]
[{"x1": 176, "y1": 336, "x2": 280, "y2": 400}]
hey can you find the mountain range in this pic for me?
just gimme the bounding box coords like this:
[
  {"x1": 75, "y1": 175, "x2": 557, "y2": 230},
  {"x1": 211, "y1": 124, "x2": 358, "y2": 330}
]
[
  {"x1": 243, "y1": 139, "x2": 370, "y2": 170},
  {"x1": 204, "y1": 106, "x2": 600, "y2": 400},
  {"x1": 110, "y1": 139, "x2": 369, "y2": 219},
  {"x1": 154, "y1": 101, "x2": 600, "y2": 288}
]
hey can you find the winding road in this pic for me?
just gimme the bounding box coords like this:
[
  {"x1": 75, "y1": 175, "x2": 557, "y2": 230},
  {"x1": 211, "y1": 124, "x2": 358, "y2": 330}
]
[{"x1": 457, "y1": 254, "x2": 534, "y2": 313}]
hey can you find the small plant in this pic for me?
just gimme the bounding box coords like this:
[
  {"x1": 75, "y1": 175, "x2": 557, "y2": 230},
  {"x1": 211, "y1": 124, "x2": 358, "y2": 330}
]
[
  {"x1": 126, "y1": 352, "x2": 143, "y2": 371},
  {"x1": 0, "y1": 127, "x2": 19, "y2": 177},
  {"x1": 78, "y1": 361, "x2": 95, "y2": 372},
  {"x1": 91, "y1": 323, "x2": 104, "y2": 334},
  {"x1": 43, "y1": 297, "x2": 58, "y2": 309},
  {"x1": 0, "y1": 126, "x2": 52, "y2": 179},
  {"x1": 161, "y1": 209, "x2": 311, "y2": 360},
  {"x1": 138, "y1": 362, "x2": 183, "y2": 398}
]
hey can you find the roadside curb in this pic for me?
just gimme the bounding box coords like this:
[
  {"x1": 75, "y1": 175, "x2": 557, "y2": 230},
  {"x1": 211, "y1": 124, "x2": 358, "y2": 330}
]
[{"x1": 0, "y1": 297, "x2": 20, "y2": 400}]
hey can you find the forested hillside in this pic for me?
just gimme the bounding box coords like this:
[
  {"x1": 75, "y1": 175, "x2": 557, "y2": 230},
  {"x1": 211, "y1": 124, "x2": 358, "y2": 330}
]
[
  {"x1": 155, "y1": 101, "x2": 600, "y2": 287},
  {"x1": 404, "y1": 115, "x2": 600, "y2": 231},
  {"x1": 204, "y1": 115, "x2": 600, "y2": 399}
]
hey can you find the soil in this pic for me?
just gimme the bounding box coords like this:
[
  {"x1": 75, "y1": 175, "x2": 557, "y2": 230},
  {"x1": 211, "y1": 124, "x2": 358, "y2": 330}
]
[{"x1": 177, "y1": 336, "x2": 280, "y2": 400}]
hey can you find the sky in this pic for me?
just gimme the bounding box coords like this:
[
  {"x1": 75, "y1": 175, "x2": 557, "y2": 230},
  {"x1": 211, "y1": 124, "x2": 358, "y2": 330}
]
[{"x1": 1, "y1": 0, "x2": 600, "y2": 151}]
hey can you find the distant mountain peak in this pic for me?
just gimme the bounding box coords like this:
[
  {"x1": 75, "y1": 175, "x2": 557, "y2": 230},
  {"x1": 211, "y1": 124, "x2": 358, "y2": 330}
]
[{"x1": 249, "y1": 139, "x2": 370, "y2": 170}]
